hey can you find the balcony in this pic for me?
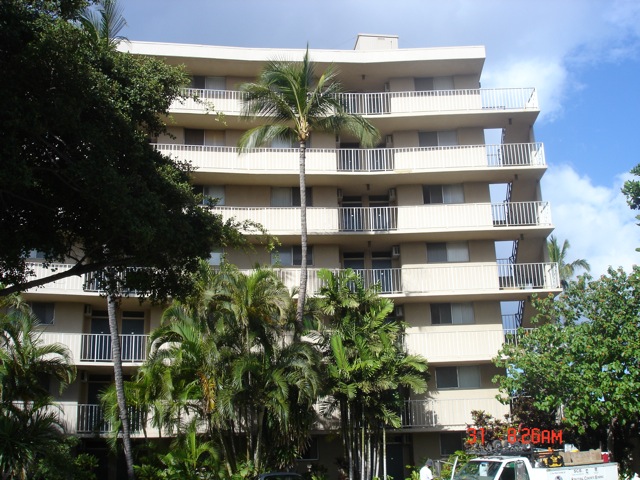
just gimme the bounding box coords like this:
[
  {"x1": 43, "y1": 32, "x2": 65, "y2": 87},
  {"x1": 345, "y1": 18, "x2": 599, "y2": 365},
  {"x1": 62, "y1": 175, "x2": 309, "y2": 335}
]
[
  {"x1": 247, "y1": 263, "x2": 560, "y2": 298},
  {"x1": 173, "y1": 88, "x2": 537, "y2": 117},
  {"x1": 503, "y1": 328, "x2": 535, "y2": 347},
  {"x1": 26, "y1": 263, "x2": 560, "y2": 299},
  {"x1": 57, "y1": 403, "x2": 148, "y2": 436},
  {"x1": 154, "y1": 143, "x2": 545, "y2": 180},
  {"x1": 57, "y1": 396, "x2": 505, "y2": 436},
  {"x1": 39, "y1": 332, "x2": 149, "y2": 365},
  {"x1": 401, "y1": 397, "x2": 510, "y2": 429},
  {"x1": 214, "y1": 201, "x2": 551, "y2": 238},
  {"x1": 403, "y1": 328, "x2": 505, "y2": 363}
]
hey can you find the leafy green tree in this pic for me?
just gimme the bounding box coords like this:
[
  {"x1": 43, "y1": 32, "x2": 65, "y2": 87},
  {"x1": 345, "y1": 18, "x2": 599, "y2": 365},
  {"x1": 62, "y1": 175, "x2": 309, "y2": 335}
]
[
  {"x1": 316, "y1": 269, "x2": 429, "y2": 480},
  {"x1": 238, "y1": 51, "x2": 380, "y2": 328},
  {"x1": 0, "y1": 0, "x2": 243, "y2": 297},
  {"x1": 547, "y1": 235, "x2": 590, "y2": 288},
  {"x1": 494, "y1": 266, "x2": 640, "y2": 475},
  {"x1": 622, "y1": 164, "x2": 640, "y2": 251}
]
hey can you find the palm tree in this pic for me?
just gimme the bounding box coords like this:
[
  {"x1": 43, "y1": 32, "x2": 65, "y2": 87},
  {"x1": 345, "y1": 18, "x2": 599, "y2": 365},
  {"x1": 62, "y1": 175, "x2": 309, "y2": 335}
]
[
  {"x1": 136, "y1": 264, "x2": 320, "y2": 475},
  {"x1": 78, "y1": 2, "x2": 134, "y2": 477},
  {"x1": 316, "y1": 269, "x2": 429, "y2": 480},
  {"x1": 239, "y1": 51, "x2": 380, "y2": 328},
  {"x1": 79, "y1": 0, "x2": 127, "y2": 47},
  {"x1": 0, "y1": 306, "x2": 76, "y2": 479},
  {"x1": 0, "y1": 308, "x2": 75, "y2": 407},
  {"x1": 547, "y1": 235, "x2": 591, "y2": 288}
]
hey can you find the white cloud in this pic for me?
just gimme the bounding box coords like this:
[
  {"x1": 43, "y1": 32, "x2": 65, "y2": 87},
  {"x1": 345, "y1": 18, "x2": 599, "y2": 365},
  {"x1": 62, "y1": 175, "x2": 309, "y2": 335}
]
[{"x1": 542, "y1": 164, "x2": 640, "y2": 276}]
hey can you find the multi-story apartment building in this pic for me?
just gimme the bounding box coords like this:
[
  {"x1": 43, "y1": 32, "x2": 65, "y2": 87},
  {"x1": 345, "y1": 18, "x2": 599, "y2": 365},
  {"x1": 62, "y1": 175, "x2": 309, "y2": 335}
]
[{"x1": 22, "y1": 34, "x2": 560, "y2": 478}]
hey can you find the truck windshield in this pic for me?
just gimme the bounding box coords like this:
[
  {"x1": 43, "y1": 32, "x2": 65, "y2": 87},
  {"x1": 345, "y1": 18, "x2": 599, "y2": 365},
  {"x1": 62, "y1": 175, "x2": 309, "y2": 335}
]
[{"x1": 454, "y1": 461, "x2": 502, "y2": 480}]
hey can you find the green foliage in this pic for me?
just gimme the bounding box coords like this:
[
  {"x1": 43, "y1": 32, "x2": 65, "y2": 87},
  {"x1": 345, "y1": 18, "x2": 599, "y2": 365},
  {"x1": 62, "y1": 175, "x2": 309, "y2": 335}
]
[
  {"x1": 0, "y1": 0, "x2": 244, "y2": 299},
  {"x1": 316, "y1": 269, "x2": 429, "y2": 480},
  {"x1": 238, "y1": 49, "x2": 379, "y2": 326},
  {"x1": 494, "y1": 266, "x2": 640, "y2": 473},
  {"x1": 622, "y1": 164, "x2": 640, "y2": 251},
  {"x1": 0, "y1": 300, "x2": 80, "y2": 479},
  {"x1": 31, "y1": 437, "x2": 99, "y2": 480},
  {"x1": 437, "y1": 450, "x2": 476, "y2": 480},
  {"x1": 547, "y1": 235, "x2": 590, "y2": 286},
  {"x1": 110, "y1": 265, "x2": 320, "y2": 475}
]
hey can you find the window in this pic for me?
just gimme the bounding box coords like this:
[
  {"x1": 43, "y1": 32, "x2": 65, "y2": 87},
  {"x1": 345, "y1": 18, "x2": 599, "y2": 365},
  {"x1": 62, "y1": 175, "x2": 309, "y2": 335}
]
[
  {"x1": 418, "y1": 130, "x2": 458, "y2": 147},
  {"x1": 28, "y1": 250, "x2": 46, "y2": 260},
  {"x1": 436, "y1": 366, "x2": 481, "y2": 389},
  {"x1": 208, "y1": 248, "x2": 223, "y2": 266},
  {"x1": 440, "y1": 432, "x2": 464, "y2": 455},
  {"x1": 422, "y1": 184, "x2": 464, "y2": 204},
  {"x1": 184, "y1": 128, "x2": 205, "y2": 145},
  {"x1": 415, "y1": 76, "x2": 454, "y2": 91},
  {"x1": 190, "y1": 76, "x2": 226, "y2": 90},
  {"x1": 29, "y1": 302, "x2": 55, "y2": 325},
  {"x1": 194, "y1": 185, "x2": 225, "y2": 206},
  {"x1": 270, "y1": 137, "x2": 295, "y2": 148},
  {"x1": 271, "y1": 246, "x2": 313, "y2": 266},
  {"x1": 431, "y1": 303, "x2": 474, "y2": 325},
  {"x1": 270, "y1": 187, "x2": 312, "y2": 207},
  {"x1": 427, "y1": 242, "x2": 469, "y2": 263}
]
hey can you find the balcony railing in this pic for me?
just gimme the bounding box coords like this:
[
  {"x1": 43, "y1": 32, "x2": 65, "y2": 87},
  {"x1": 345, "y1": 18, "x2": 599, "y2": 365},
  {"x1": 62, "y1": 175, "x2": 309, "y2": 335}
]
[
  {"x1": 243, "y1": 263, "x2": 560, "y2": 296},
  {"x1": 26, "y1": 263, "x2": 560, "y2": 297},
  {"x1": 503, "y1": 328, "x2": 535, "y2": 346},
  {"x1": 215, "y1": 201, "x2": 551, "y2": 235},
  {"x1": 173, "y1": 88, "x2": 538, "y2": 116},
  {"x1": 401, "y1": 397, "x2": 510, "y2": 428},
  {"x1": 58, "y1": 403, "x2": 144, "y2": 435},
  {"x1": 403, "y1": 328, "x2": 505, "y2": 362},
  {"x1": 58, "y1": 397, "x2": 506, "y2": 435},
  {"x1": 154, "y1": 142, "x2": 545, "y2": 174},
  {"x1": 39, "y1": 332, "x2": 149, "y2": 364}
]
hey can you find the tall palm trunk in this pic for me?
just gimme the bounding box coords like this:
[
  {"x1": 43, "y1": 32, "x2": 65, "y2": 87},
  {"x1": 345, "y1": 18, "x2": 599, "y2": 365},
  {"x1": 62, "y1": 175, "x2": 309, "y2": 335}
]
[
  {"x1": 107, "y1": 294, "x2": 135, "y2": 480},
  {"x1": 296, "y1": 140, "x2": 308, "y2": 332}
]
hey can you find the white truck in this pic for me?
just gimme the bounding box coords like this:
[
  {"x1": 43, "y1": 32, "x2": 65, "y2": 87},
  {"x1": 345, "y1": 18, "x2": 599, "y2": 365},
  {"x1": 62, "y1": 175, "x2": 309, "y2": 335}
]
[{"x1": 453, "y1": 455, "x2": 618, "y2": 480}]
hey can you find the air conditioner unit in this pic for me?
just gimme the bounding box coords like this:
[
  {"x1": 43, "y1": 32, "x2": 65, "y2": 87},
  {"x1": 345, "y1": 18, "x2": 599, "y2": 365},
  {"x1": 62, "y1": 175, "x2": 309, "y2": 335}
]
[
  {"x1": 84, "y1": 304, "x2": 92, "y2": 316},
  {"x1": 391, "y1": 245, "x2": 401, "y2": 258},
  {"x1": 394, "y1": 305, "x2": 404, "y2": 317},
  {"x1": 337, "y1": 188, "x2": 343, "y2": 201},
  {"x1": 388, "y1": 188, "x2": 397, "y2": 202}
]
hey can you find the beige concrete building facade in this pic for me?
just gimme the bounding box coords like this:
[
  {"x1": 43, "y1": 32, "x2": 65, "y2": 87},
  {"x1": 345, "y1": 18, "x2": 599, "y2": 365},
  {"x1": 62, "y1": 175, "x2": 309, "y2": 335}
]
[{"x1": 23, "y1": 34, "x2": 561, "y2": 478}]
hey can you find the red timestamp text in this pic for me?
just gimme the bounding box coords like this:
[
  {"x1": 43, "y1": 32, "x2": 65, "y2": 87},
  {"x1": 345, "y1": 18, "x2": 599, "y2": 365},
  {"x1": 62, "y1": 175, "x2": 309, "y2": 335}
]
[{"x1": 466, "y1": 427, "x2": 563, "y2": 445}]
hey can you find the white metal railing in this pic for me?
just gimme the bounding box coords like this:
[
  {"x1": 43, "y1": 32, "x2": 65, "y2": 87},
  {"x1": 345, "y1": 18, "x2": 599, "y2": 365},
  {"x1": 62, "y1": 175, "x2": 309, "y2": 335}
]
[
  {"x1": 80, "y1": 334, "x2": 149, "y2": 362},
  {"x1": 39, "y1": 332, "x2": 148, "y2": 364},
  {"x1": 241, "y1": 263, "x2": 560, "y2": 296},
  {"x1": 173, "y1": 88, "x2": 537, "y2": 116},
  {"x1": 65, "y1": 398, "x2": 509, "y2": 435},
  {"x1": 75, "y1": 404, "x2": 144, "y2": 434},
  {"x1": 401, "y1": 397, "x2": 510, "y2": 428},
  {"x1": 154, "y1": 142, "x2": 545, "y2": 174},
  {"x1": 503, "y1": 328, "x2": 536, "y2": 346},
  {"x1": 214, "y1": 201, "x2": 551, "y2": 235},
  {"x1": 26, "y1": 263, "x2": 559, "y2": 297},
  {"x1": 491, "y1": 201, "x2": 551, "y2": 227}
]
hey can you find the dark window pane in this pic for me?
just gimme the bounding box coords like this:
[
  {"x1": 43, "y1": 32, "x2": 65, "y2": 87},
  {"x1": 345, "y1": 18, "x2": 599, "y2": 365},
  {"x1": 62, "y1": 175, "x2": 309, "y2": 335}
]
[
  {"x1": 427, "y1": 243, "x2": 448, "y2": 263},
  {"x1": 436, "y1": 366, "x2": 458, "y2": 388}
]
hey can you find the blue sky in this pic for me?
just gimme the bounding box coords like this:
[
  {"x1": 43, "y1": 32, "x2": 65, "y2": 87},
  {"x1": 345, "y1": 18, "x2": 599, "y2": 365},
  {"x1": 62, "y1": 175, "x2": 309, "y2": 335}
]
[{"x1": 120, "y1": 0, "x2": 640, "y2": 276}]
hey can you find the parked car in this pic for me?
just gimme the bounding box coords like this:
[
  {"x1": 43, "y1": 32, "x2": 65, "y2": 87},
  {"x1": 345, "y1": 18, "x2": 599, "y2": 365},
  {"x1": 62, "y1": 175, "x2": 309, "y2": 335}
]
[{"x1": 257, "y1": 473, "x2": 303, "y2": 480}]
